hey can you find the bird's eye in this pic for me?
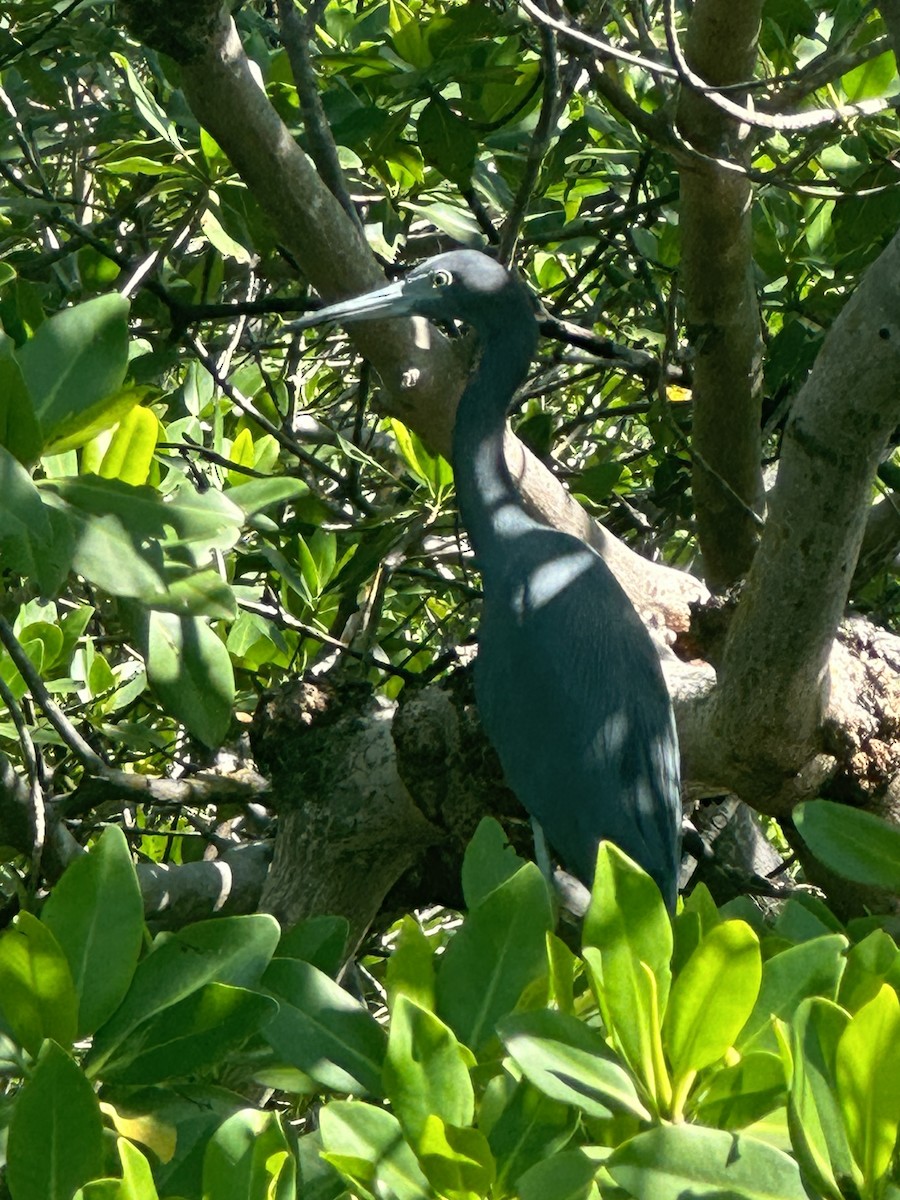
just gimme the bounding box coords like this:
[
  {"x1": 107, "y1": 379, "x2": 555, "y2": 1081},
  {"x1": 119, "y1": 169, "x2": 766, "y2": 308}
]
[{"x1": 432, "y1": 269, "x2": 452, "y2": 289}]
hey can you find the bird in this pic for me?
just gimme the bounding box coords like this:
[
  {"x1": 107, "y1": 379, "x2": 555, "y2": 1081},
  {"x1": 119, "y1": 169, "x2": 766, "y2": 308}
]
[{"x1": 292, "y1": 250, "x2": 682, "y2": 909}]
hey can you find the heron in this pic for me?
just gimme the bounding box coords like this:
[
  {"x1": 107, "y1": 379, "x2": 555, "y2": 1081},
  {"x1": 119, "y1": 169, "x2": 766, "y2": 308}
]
[{"x1": 292, "y1": 250, "x2": 681, "y2": 909}]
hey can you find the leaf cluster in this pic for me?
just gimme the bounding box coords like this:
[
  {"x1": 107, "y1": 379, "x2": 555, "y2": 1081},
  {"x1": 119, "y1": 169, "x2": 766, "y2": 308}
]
[{"x1": 1, "y1": 821, "x2": 900, "y2": 1200}]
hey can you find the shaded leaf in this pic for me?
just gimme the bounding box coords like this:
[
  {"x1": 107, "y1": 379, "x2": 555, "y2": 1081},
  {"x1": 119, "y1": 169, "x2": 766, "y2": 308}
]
[
  {"x1": 41, "y1": 826, "x2": 144, "y2": 1037},
  {"x1": 517, "y1": 1149, "x2": 598, "y2": 1200},
  {"x1": 795, "y1": 800, "x2": 900, "y2": 891},
  {"x1": 0, "y1": 912, "x2": 77, "y2": 1055},
  {"x1": 384, "y1": 995, "x2": 474, "y2": 1141},
  {"x1": 608, "y1": 1124, "x2": 807, "y2": 1200},
  {"x1": 739, "y1": 935, "x2": 847, "y2": 1052},
  {"x1": 499, "y1": 1009, "x2": 649, "y2": 1121},
  {"x1": 691, "y1": 1052, "x2": 786, "y2": 1129},
  {"x1": 788, "y1": 997, "x2": 855, "y2": 1200},
  {"x1": 19, "y1": 294, "x2": 130, "y2": 437},
  {"x1": 263, "y1": 957, "x2": 386, "y2": 1096},
  {"x1": 203, "y1": 1109, "x2": 295, "y2": 1200},
  {"x1": 320, "y1": 1100, "x2": 432, "y2": 1200},
  {"x1": 488, "y1": 1080, "x2": 577, "y2": 1194},
  {"x1": 0, "y1": 340, "x2": 42, "y2": 465},
  {"x1": 86, "y1": 915, "x2": 279, "y2": 1077},
  {"x1": 141, "y1": 611, "x2": 235, "y2": 747},
  {"x1": 7, "y1": 1041, "x2": 104, "y2": 1200},
  {"x1": 437, "y1": 862, "x2": 552, "y2": 1053},
  {"x1": 100, "y1": 982, "x2": 277, "y2": 1084}
]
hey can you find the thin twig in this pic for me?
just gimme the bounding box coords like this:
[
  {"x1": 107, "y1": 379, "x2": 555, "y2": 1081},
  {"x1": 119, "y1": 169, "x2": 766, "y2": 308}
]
[
  {"x1": 519, "y1": 0, "x2": 895, "y2": 132},
  {"x1": 0, "y1": 616, "x2": 107, "y2": 774},
  {"x1": 0, "y1": 674, "x2": 45, "y2": 879},
  {"x1": 499, "y1": 20, "x2": 562, "y2": 263},
  {"x1": 277, "y1": 0, "x2": 362, "y2": 231}
]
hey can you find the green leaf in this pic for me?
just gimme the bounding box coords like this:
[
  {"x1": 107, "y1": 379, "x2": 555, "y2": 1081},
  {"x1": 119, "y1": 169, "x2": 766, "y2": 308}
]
[
  {"x1": 795, "y1": 800, "x2": 900, "y2": 890},
  {"x1": 390, "y1": 0, "x2": 432, "y2": 67},
  {"x1": 203, "y1": 1109, "x2": 295, "y2": 1200},
  {"x1": 149, "y1": 569, "x2": 237, "y2": 620},
  {"x1": 44, "y1": 385, "x2": 144, "y2": 456},
  {"x1": 225, "y1": 476, "x2": 309, "y2": 514},
  {"x1": 835, "y1": 983, "x2": 900, "y2": 1186},
  {"x1": 461, "y1": 817, "x2": 525, "y2": 909},
  {"x1": 664, "y1": 920, "x2": 762, "y2": 1084},
  {"x1": 788, "y1": 997, "x2": 855, "y2": 1200},
  {"x1": 416, "y1": 1115, "x2": 494, "y2": 1200},
  {"x1": 417, "y1": 97, "x2": 478, "y2": 185},
  {"x1": 41, "y1": 826, "x2": 144, "y2": 1038},
  {"x1": 388, "y1": 417, "x2": 453, "y2": 495},
  {"x1": 839, "y1": 930, "x2": 900, "y2": 1012},
  {"x1": 517, "y1": 1149, "x2": 597, "y2": 1200},
  {"x1": 7, "y1": 1041, "x2": 104, "y2": 1200},
  {"x1": 47, "y1": 475, "x2": 244, "y2": 549},
  {"x1": 0, "y1": 445, "x2": 56, "y2": 587},
  {"x1": 226, "y1": 426, "x2": 256, "y2": 486},
  {"x1": 499, "y1": 1009, "x2": 650, "y2": 1121},
  {"x1": 0, "y1": 340, "x2": 42, "y2": 465},
  {"x1": 0, "y1": 912, "x2": 78, "y2": 1055},
  {"x1": 262, "y1": 958, "x2": 386, "y2": 1096},
  {"x1": 200, "y1": 207, "x2": 253, "y2": 265},
  {"x1": 120, "y1": 1138, "x2": 160, "y2": 1200},
  {"x1": 110, "y1": 53, "x2": 184, "y2": 148},
  {"x1": 96, "y1": 406, "x2": 159, "y2": 485},
  {"x1": 319, "y1": 1100, "x2": 432, "y2": 1200},
  {"x1": 101, "y1": 1084, "x2": 243, "y2": 1200},
  {"x1": 582, "y1": 844, "x2": 671, "y2": 1099},
  {"x1": 18, "y1": 294, "x2": 130, "y2": 439},
  {"x1": 488, "y1": 1080, "x2": 578, "y2": 1195},
  {"x1": 384, "y1": 995, "x2": 474, "y2": 1141},
  {"x1": 584, "y1": 844, "x2": 672, "y2": 997},
  {"x1": 277, "y1": 914, "x2": 350, "y2": 977},
  {"x1": 100, "y1": 982, "x2": 277, "y2": 1084},
  {"x1": 607, "y1": 1125, "x2": 807, "y2": 1200},
  {"x1": 141, "y1": 611, "x2": 235, "y2": 747},
  {"x1": 85, "y1": 915, "x2": 279, "y2": 1077},
  {"x1": 62, "y1": 507, "x2": 168, "y2": 602},
  {"x1": 841, "y1": 51, "x2": 898, "y2": 103},
  {"x1": 385, "y1": 915, "x2": 436, "y2": 1013},
  {"x1": 17, "y1": 620, "x2": 63, "y2": 670},
  {"x1": 691, "y1": 1052, "x2": 786, "y2": 1129},
  {"x1": 739, "y1": 934, "x2": 848, "y2": 1052},
  {"x1": 570, "y1": 462, "x2": 624, "y2": 504},
  {"x1": 436, "y1": 862, "x2": 552, "y2": 1053}
]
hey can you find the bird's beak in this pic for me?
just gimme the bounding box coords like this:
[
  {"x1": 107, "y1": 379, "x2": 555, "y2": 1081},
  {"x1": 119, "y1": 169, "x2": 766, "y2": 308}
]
[{"x1": 288, "y1": 278, "x2": 412, "y2": 331}]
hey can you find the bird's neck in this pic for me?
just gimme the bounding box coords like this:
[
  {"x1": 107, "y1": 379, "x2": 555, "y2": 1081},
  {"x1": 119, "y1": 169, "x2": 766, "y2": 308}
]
[{"x1": 452, "y1": 326, "x2": 538, "y2": 565}]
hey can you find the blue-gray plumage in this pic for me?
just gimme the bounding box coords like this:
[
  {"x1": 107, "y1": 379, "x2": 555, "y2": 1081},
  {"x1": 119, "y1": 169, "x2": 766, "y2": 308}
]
[{"x1": 292, "y1": 250, "x2": 681, "y2": 908}]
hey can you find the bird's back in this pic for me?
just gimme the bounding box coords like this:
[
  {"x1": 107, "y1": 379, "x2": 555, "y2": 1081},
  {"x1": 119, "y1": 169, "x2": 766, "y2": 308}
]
[{"x1": 474, "y1": 523, "x2": 681, "y2": 906}]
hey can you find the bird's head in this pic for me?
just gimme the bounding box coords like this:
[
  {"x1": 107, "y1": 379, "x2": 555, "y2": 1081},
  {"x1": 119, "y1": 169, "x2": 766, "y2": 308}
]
[{"x1": 290, "y1": 250, "x2": 536, "y2": 338}]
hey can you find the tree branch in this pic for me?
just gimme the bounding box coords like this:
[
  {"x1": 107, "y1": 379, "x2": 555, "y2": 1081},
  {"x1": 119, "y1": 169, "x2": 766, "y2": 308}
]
[
  {"x1": 713, "y1": 228, "x2": 900, "y2": 804},
  {"x1": 117, "y1": 0, "x2": 706, "y2": 633},
  {"x1": 675, "y1": 0, "x2": 764, "y2": 587}
]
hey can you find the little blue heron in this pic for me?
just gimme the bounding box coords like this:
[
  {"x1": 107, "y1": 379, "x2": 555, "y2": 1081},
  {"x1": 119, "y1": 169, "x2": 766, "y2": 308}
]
[{"x1": 293, "y1": 251, "x2": 681, "y2": 908}]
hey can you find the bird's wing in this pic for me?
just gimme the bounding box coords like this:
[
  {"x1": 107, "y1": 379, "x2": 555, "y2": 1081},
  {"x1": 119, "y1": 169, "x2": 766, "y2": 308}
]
[{"x1": 475, "y1": 528, "x2": 680, "y2": 901}]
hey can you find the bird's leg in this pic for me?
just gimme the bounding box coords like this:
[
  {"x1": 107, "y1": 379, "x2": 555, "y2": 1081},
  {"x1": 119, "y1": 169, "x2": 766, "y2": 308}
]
[
  {"x1": 531, "y1": 816, "x2": 552, "y2": 879},
  {"x1": 531, "y1": 817, "x2": 561, "y2": 924}
]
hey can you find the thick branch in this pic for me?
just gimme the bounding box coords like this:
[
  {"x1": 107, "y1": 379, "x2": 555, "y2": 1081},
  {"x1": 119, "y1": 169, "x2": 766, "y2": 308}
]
[
  {"x1": 714, "y1": 228, "x2": 900, "y2": 799},
  {"x1": 118, "y1": 1, "x2": 706, "y2": 633},
  {"x1": 676, "y1": 0, "x2": 764, "y2": 588}
]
